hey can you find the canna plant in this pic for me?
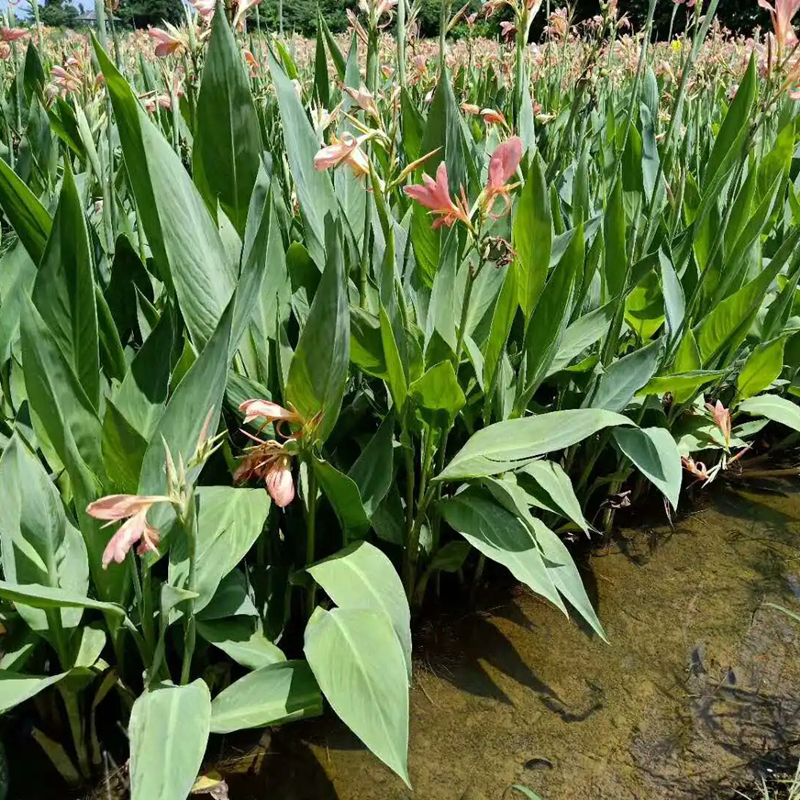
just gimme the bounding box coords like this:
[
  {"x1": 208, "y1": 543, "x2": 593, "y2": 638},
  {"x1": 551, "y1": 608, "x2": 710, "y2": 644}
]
[{"x1": 0, "y1": 0, "x2": 798, "y2": 795}]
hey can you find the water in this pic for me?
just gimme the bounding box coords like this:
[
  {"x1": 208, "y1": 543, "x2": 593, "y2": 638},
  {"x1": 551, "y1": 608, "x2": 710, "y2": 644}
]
[{"x1": 216, "y1": 483, "x2": 800, "y2": 800}]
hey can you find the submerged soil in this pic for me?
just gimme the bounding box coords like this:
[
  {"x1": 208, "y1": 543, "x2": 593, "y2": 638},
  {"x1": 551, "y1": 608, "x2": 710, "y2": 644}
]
[{"x1": 214, "y1": 482, "x2": 800, "y2": 800}]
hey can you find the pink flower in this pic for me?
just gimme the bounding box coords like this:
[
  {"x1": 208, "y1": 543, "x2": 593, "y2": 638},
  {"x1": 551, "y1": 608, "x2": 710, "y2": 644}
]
[
  {"x1": 264, "y1": 454, "x2": 295, "y2": 507},
  {"x1": 706, "y1": 400, "x2": 732, "y2": 444},
  {"x1": 189, "y1": 0, "x2": 216, "y2": 20},
  {"x1": 484, "y1": 137, "x2": 522, "y2": 218},
  {"x1": 87, "y1": 495, "x2": 171, "y2": 568},
  {"x1": 404, "y1": 161, "x2": 471, "y2": 230},
  {"x1": 343, "y1": 85, "x2": 380, "y2": 120},
  {"x1": 313, "y1": 134, "x2": 371, "y2": 178},
  {"x1": 0, "y1": 27, "x2": 27, "y2": 42},
  {"x1": 758, "y1": 0, "x2": 800, "y2": 50},
  {"x1": 461, "y1": 102, "x2": 481, "y2": 115},
  {"x1": 500, "y1": 21, "x2": 517, "y2": 41},
  {"x1": 239, "y1": 398, "x2": 305, "y2": 435},
  {"x1": 148, "y1": 27, "x2": 183, "y2": 57}
]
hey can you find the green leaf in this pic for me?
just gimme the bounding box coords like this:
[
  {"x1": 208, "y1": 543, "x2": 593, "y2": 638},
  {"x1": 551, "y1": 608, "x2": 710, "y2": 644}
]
[
  {"x1": 379, "y1": 303, "x2": 407, "y2": 411},
  {"x1": 196, "y1": 569, "x2": 258, "y2": 620},
  {"x1": 0, "y1": 580, "x2": 126, "y2": 618},
  {"x1": 409, "y1": 361, "x2": 465, "y2": 427},
  {"x1": 129, "y1": 680, "x2": 211, "y2": 800},
  {"x1": 348, "y1": 415, "x2": 395, "y2": 519},
  {"x1": 514, "y1": 152, "x2": 551, "y2": 318},
  {"x1": 210, "y1": 660, "x2": 322, "y2": 734},
  {"x1": 704, "y1": 54, "x2": 756, "y2": 190},
  {"x1": 590, "y1": 340, "x2": 662, "y2": 412},
  {"x1": 428, "y1": 541, "x2": 471, "y2": 573},
  {"x1": 93, "y1": 38, "x2": 235, "y2": 349},
  {"x1": 304, "y1": 607, "x2": 410, "y2": 785},
  {"x1": 197, "y1": 618, "x2": 285, "y2": 670},
  {"x1": 286, "y1": 223, "x2": 349, "y2": 445},
  {"x1": 639, "y1": 370, "x2": 724, "y2": 400},
  {"x1": 0, "y1": 435, "x2": 88, "y2": 637},
  {"x1": 736, "y1": 338, "x2": 786, "y2": 400},
  {"x1": 194, "y1": 7, "x2": 262, "y2": 235},
  {"x1": 308, "y1": 541, "x2": 412, "y2": 680},
  {"x1": 483, "y1": 265, "x2": 518, "y2": 392},
  {"x1": 138, "y1": 296, "x2": 234, "y2": 495},
  {"x1": 170, "y1": 487, "x2": 269, "y2": 612},
  {"x1": 739, "y1": 394, "x2": 800, "y2": 432},
  {"x1": 0, "y1": 671, "x2": 66, "y2": 714},
  {"x1": 519, "y1": 222, "x2": 583, "y2": 406},
  {"x1": 268, "y1": 49, "x2": 337, "y2": 267},
  {"x1": 32, "y1": 161, "x2": 99, "y2": 407},
  {"x1": 440, "y1": 486, "x2": 565, "y2": 615},
  {"x1": 546, "y1": 302, "x2": 615, "y2": 377},
  {"x1": 510, "y1": 785, "x2": 544, "y2": 800},
  {"x1": 312, "y1": 460, "x2": 371, "y2": 543},
  {"x1": 603, "y1": 179, "x2": 627, "y2": 299},
  {"x1": 438, "y1": 409, "x2": 633, "y2": 481},
  {"x1": 519, "y1": 460, "x2": 589, "y2": 533},
  {"x1": 613, "y1": 427, "x2": 682, "y2": 510},
  {"x1": 0, "y1": 151, "x2": 52, "y2": 265}
]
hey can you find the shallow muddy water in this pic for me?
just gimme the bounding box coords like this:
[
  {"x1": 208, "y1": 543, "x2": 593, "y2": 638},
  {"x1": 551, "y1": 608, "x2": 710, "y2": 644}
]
[{"x1": 215, "y1": 483, "x2": 800, "y2": 800}]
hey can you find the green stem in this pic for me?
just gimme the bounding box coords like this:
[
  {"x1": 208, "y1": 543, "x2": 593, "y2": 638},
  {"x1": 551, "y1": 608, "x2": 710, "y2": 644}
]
[
  {"x1": 305, "y1": 462, "x2": 318, "y2": 616},
  {"x1": 180, "y1": 497, "x2": 197, "y2": 686},
  {"x1": 396, "y1": 0, "x2": 406, "y2": 88},
  {"x1": 59, "y1": 686, "x2": 91, "y2": 780}
]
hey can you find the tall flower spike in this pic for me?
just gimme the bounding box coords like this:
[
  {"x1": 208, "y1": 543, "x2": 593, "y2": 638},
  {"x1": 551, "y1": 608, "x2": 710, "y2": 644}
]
[
  {"x1": 87, "y1": 494, "x2": 172, "y2": 568},
  {"x1": 404, "y1": 161, "x2": 471, "y2": 230},
  {"x1": 484, "y1": 137, "x2": 523, "y2": 218}
]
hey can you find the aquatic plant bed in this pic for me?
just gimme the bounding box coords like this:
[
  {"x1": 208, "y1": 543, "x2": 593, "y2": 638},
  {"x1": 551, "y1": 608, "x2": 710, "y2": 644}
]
[{"x1": 2, "y1": 0, "x2": 800, "y2": 796}]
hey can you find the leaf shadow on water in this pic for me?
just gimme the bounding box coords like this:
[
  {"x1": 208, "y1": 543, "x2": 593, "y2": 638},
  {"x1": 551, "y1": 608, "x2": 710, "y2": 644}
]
[
  {"x1": 212, "y1": 724, "x2": 344, "y2": 800},
  {"x1": 414, "y1": 581, "x2": 603, "y2": 724}
]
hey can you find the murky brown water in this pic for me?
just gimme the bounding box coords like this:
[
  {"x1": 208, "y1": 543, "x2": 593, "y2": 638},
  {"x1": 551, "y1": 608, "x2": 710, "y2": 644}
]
[{"x1": 215, "y1": 483, "x2": 800, "y2": 800}]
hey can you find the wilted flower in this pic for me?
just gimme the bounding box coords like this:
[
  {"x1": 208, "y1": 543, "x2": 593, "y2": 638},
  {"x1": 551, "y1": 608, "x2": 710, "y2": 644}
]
[
  {"x1": 234, "y1": 437, "x2": 296, "y2": 507},
  {"x1": 343, "y1": 85, "x2": 380, "y2": 121},
  {"x1": 233, "y1": 0, "x2": 262, "y2": 30},
  {"x1": 87, "y1": 494, "x2": 172, "y2": 568},
  {"x1": 314, "y1": 133, "x2": 371, "y2": 178},
  {"x1": 461, "y1": 102, "x2": 481, "y2": 115},
  {"x1": 483, "y1": 137, "x2": 522, "y2": 218},
  {"x1": 500, "y1": 20, "x2": 517, "y2": 40},
  {"x1": 404, "y1": 161, "x2": 471, "y2": 230}
]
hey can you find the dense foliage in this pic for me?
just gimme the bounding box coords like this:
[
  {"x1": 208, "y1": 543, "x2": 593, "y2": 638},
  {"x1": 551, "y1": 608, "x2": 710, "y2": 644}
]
[{"x1": 0, "y1": 0, "x2": 799, "y2": 797}]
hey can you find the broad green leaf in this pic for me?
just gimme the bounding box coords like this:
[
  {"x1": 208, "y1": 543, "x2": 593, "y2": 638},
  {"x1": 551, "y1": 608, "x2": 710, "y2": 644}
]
[
  {"x1": 546, "y1": 302, "x2": 615, "y2": 377},
  {"x1": 313, "y1": 460, "x2": 371, "y2": 542},
  {"x1": 483, "y1": 265, "x2": 518, "y2": 392},
  {"x1": 590, "y1": 340, "x2": 662, "y2": 412},
  {"x1": 519, "y1": 460, "x2": 589, "y2": 533},
  {"x1": 613, "y1": 427, "x2": 682, "y2": 510},
  {"x1": 308, "y1": 541, "x2": 412, "y2": 680},
  {"x1": 0, "y1": 436, "x2": 88, "y2": 637},
  {"x1": 409, "y1": 361, "x2": 465, "y2": 426},
  {"x1": 440, "y1": 486, "x2": 565, "y2": 615},
  {"x1": 348, "y1": 414, "x2": 395, "y2": 519},
  {"x1": 304, "y1": 607, "x2": 410, "y2": 785},
  {"x1": 438, "y1": 409, "x2": 634, "y2": 481},
  {"x1": 129, "y1": 680, "x2": 211, "y2": 800},
  {"x1": 210, "y1": 661, "x2": 322, "y2": 734},
  {"x1": 660, "y1": 251, "x2": 685, "y2": 345},
  {"x1": 514, "y1": 152, "x2": 551, "y2": 318},
  {"x1": 0, "y1": 152, "x2": 52, "y2": 265},
  {"x1": 268, "y1": 49, "x2": 337, "y2": 267},
  {"x1": 704, "y1": 54, "x2": 756, "y2": 190},
  {"x1": 603, "y1": 179, "x2": 626, "y2": 299},
  {"x1": 519, "y1": 223, "x2": 583, "y2": 406},
  {"x1": 197, "y1": 618, "x2": 285, "y2": 670},
  {"x1": 170, "y1": 487, "x2": 269, "y2": 612},
  {"x1": 0, "y1": 671, "x2": 66, "y2": 714},
  {"x1": 0, "y1": 580, "x2": 126, "y2": 618},
  {"x1": 428, "y1": 541, "x2": 471, "y2": 573},
  {"x1": 194, "y1": 6, "x2": 262, "y2": 235},
  {"x1": 379, "y1": 303, "x2": 407, "y2": 411},
  {"x1": 138, "y1": 296, "x2": 234, "y2": 495},
  {"x1": 93, "y1": 38, "x2": 235, "y2": 349},
  {"x1": 32, "y1": 161, "x2": 99, "y2": 407},
  {"x1": 196, "y1": 569, "x2": 258, "y2": 621},
  {"x1": 736, "y1": 338, "x2": 786, "y2": 400},
  {"x1": 739, "y1": 394, "x2": 800, "y2": 432},
  {"x1": 286, "y1": 224, "x2": 349, "y2": 444},
  {"x1": 639, "y1": 371, "x2": 724, "y2": 399}
]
